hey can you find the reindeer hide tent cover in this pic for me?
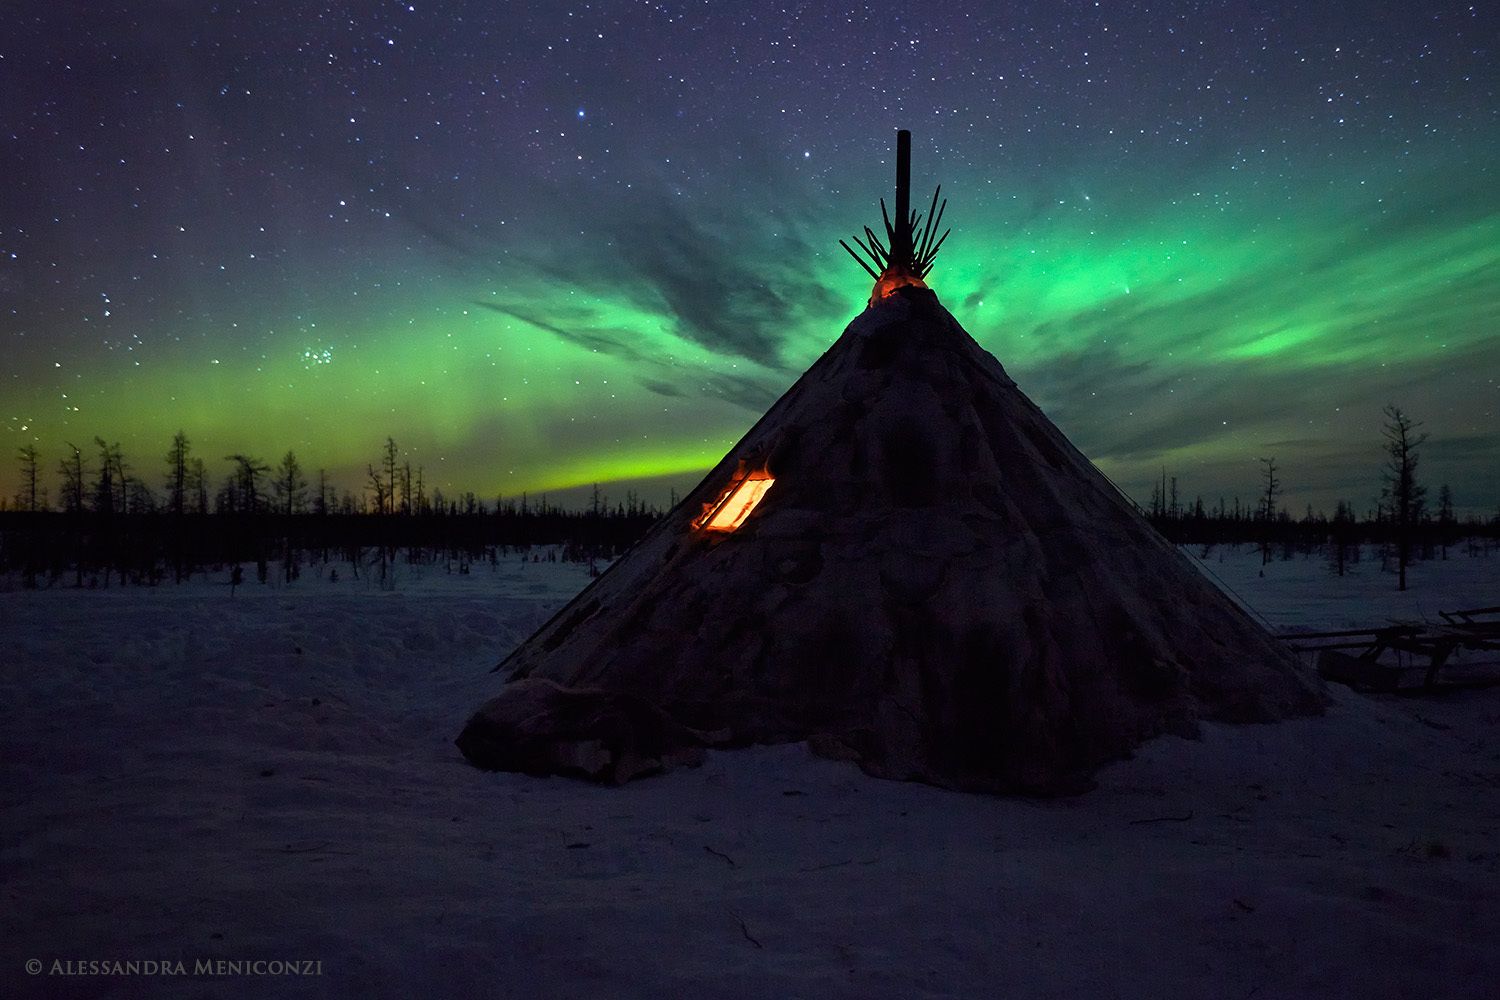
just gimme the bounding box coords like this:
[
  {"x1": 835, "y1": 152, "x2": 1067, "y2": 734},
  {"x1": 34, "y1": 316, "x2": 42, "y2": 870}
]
[{"x1": 457, "y1": 286, "x2": 1325, "y2": 794}]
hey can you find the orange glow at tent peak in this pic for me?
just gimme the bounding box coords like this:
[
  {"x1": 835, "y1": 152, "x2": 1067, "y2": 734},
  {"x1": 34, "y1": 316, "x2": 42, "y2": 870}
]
[
  {"x1": 695, "y1": 465, "x2": 775, "y2": 532},
  {"x1": 870, "y1": 265, "x2": 927, "y2": 305}
]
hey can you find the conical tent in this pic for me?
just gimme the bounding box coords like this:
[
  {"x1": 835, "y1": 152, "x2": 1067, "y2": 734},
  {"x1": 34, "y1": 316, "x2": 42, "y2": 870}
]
[
  {"x1": 457, "y1": 286, "x2": 1325, "y2": 794},
  {"x1": 459, "y1": 131, "x2": 1323, "y2": 793}
]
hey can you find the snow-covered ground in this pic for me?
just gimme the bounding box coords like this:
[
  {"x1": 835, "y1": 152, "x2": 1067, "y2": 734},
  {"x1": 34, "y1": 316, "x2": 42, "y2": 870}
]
[
  {"x1": 1187, "y1": 541, "x2": 1500, "y2": 632},
  {"x1": 3, "y1": 547, "x2": 1498, "y2": 999}
]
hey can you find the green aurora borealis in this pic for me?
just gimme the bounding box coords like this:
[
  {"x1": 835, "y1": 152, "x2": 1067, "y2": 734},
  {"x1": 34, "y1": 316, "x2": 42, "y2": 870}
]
[{"x1": 3, "y1": 2, "x2": 1496, "y2": 513}]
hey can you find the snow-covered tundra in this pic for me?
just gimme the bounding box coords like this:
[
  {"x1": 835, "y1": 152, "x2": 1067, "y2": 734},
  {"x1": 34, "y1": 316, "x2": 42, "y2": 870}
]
[{"x1": 3, "y1": 547, "x2": 1498, "y2": 998}]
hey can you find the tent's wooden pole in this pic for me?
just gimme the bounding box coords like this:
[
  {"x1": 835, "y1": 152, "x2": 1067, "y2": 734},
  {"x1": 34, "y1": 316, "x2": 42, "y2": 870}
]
[{"x1": 894, "y1": 129, "x2": 912, "y2": 263}]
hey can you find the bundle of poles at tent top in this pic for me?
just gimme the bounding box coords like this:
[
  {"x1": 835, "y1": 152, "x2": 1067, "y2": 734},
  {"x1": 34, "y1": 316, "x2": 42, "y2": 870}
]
[{"x1": 841, "y1": 129, "x2": 950, "y2": 282}]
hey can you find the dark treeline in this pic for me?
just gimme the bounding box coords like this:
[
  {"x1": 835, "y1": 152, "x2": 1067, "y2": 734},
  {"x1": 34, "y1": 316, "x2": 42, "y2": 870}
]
[
  {"x1": 2, "y1": 434, "x2": 663, "y2": 589},
  {"x1": 1142, "y1": 484, "x2": 1499, "y2": 565},
  {"x1": 4, "y1": 407, "x2": 1498, "y2": 592},
  {"x1": 1137, "y1": 405, "x2": 1499, "y2": 590}
]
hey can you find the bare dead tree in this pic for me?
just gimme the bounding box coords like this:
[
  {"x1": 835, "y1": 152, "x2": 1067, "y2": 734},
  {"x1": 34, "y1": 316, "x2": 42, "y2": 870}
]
[
  {"x1": 58, "y1": 443, "x2": 88, "y2": 586},
  {"x1": 225, "y1": 454, "x2": 270, "y2": 514},
  {"x1": 272, "y1": 451, "x2": 308, "y2": 581},
  {"x1": 311, "y1": 468, "x2": 332, "y2": 564},
  {"x1": 1328, "y1": 500, "x2": 1357, "y2": 577},
  {"x1": 1258, "y1": 457, "x2": 1281, "y2": 567},
  {"x1": 165, "y1": 431, "x2": 191, "y2": 518},
  {"x1": 273, "y1": 450, "x2": 308, "y2": 516},
  {"x1": 366, "y1": 461, "x2": 391, "y2": 584},
  {"x1": 366, "y1": 463, "x2": 389, "y2": 516},
  {"x1": 382, "y1": 438, "x2": 399, "y2": 515},
  {"x1": 161, "y1": 431, "x2": 193, "y2": 582},
  {"x1": 313, "y1": 469, "x2": 331, "y2": 516},
  {"x1": 12, "y1": 445, "x2": 43, "y2": 587},
  {"x1": 14, "y1": 444, "x2": 42, "y2": 512},
  {"x1": 1436, "y1": 484, "x2": 1454, "y2": 560},
  {"x1": 1380, "y1": 404, "x2": 1427, "y2": 591},
  {"x1": 91, "y1": 438, "x2": 128, "y2": 586},
  {"x1": 188, "y1": 457, "x2": 208, "y2": 516},
  {"x1": 92, "y1": 438, "x2": 125, "y2": 516},
  {"x1": 58, "y1": 444, "x2": 87, "y2": 515}
]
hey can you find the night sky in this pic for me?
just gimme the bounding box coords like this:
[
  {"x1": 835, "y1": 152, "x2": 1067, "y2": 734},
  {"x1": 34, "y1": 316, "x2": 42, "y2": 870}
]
[{"x1": 3, "y1": 1, "x2": 1496, "y2": 514}]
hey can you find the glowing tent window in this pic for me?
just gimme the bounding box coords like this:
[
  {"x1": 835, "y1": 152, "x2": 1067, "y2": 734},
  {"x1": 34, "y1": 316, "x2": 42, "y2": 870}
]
[{"x1": 697, "y1": 471, "x2": 775, "y2": 533}]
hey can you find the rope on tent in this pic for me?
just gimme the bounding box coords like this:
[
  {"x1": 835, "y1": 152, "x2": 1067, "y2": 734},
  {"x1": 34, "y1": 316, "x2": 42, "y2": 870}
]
[
  {"x1": 1182, "y1": 544, "x2": 1281, "y2": 634},
  {"x1": 1093, "y1": 465, "x2": 1280, "y2": 634}
]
